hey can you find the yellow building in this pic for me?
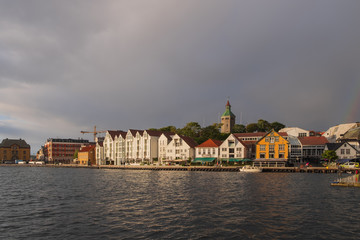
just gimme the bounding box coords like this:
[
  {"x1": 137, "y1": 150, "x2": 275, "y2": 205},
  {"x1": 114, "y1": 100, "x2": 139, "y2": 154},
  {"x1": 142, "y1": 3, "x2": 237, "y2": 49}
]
[
  {"x1": 256, "y1": 130, "x2": 289, "y2": 160},
  {"x1": 0, "y1": 138, "x2": 31, "y2": 163},
  {"x1": 78, "y1": 145, "x2": 96, "y2": 165}
]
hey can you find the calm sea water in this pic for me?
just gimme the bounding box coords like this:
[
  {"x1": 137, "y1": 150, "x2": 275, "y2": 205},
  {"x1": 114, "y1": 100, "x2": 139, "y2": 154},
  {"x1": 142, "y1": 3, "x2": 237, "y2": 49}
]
[{"x1": 0, "y1": 166, "x2": 360, "y2": 239}]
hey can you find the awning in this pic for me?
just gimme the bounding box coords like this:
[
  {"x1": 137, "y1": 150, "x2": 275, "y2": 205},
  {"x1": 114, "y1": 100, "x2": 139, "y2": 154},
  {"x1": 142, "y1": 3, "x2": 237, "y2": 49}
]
[{"x1": 193, "y1": 158, "x2": 216, "y2": 163}]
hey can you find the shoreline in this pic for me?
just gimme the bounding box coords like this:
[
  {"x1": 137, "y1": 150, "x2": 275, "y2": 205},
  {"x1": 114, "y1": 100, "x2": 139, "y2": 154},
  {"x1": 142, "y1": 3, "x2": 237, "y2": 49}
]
[{"x1": 0, "y1": 164, "x2": 348, "y2": 173}]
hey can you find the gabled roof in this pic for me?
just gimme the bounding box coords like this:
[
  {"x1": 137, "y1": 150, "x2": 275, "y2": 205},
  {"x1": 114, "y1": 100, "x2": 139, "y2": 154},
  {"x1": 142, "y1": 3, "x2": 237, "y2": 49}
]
[
  {"x1": 161, "y1": 132, "x2": 175, "y2": 141},
  {"x1": 234, "y1": 132, "x2": 267, "y2": 138},
  {"x1": 179, "y1": 135, "x2": 198, "y2": 148},
  {"x1": 256, "y1": 130, "x2": 288, "y2": 143},
  {"x1": 0, "y1": 138, "x2": 30, "y2": 148},
  {"x1": 128, "y1": 129, "x2": 143, "y2": 137},
  {"x1": 196, "y1": 139, "x2": 223, "y2": 148},
  {"x1": 108, "y1": 130, "x2": 126, "y2": 140},
  {"x1": 325, "y1": 143, "x2": 343, "y2": 151},
  {"x1": 298, "y1": 136, "x2": 328, "y2": 146},
  {"x1": 79, "y1": 145, "x2": 96, "y2": 152}
]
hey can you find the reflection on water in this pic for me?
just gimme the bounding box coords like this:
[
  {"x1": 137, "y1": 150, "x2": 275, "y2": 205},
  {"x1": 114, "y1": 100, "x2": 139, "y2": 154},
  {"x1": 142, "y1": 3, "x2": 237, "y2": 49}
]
[{"x1": 1, "y1": 167, "x2": 360, "y2": 239}]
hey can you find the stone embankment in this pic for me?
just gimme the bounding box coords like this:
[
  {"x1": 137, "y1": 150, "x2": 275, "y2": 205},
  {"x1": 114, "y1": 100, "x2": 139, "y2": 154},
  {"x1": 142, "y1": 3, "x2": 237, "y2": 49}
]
[{"x1": 1, "y1": 164, "x2": 355, "y2": 173}]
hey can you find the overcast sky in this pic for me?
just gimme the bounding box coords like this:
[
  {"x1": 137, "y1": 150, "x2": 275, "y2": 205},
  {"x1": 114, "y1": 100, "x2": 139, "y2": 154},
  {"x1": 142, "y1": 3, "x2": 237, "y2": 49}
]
[{"x1": 1, "y1": 0, "x2": 360, "y2": 153}]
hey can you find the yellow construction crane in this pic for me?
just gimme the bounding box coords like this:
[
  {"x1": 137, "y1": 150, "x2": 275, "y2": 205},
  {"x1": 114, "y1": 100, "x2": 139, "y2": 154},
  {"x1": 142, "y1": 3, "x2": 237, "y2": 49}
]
[{"x1": 81, "y1": 126, "x2": 106, "y2": 142}]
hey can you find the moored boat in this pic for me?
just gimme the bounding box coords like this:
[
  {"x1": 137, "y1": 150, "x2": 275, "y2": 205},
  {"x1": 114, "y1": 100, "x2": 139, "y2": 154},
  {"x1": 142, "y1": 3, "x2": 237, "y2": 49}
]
[{"x1": 239, "y1": 165, "x2": 262, "y2": 173}]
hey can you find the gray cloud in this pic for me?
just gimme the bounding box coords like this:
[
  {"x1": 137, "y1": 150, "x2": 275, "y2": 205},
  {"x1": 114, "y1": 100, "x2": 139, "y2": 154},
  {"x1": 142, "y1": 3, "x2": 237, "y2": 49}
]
[{"x1": 1, "y1": 0, "x2": 360, "y2": 152}]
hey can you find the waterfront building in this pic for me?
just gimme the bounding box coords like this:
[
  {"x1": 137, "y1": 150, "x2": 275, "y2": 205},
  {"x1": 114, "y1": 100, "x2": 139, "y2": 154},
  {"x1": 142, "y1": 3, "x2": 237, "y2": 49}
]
[
  {"x1": 298, "y1": 136, "x2": 328, "y2": 162},
  {"x1": 44, "y1": 138, "x2": 89, "y2": 164},
  {"x1": 194, "y1": 139, "x2": 223, "y2": 164},
  {"x1": 95, "y1": 137, "x2": 104, "y2": 165},
  {"x1": 279, "y1": 127, "x2": 311, "y2": 137},
  {"x1": 255, "y1": 130, "x2": 289, "y2": 167},
  {"x1": 114, "y1": 131, "x2": 127, "y2": 165},
  {"x1": 287, "y1": 136, "x2": 302, "y2": 163},
  {"x1": 219, "y1": 134, "x2": 249, "y2": 164},
  {"x1": 323, "y1": 122, "x2": 360, "y2": 143},
  {"x1": 103, "y1": 130, "x2": 126, "y2": 165},
  {"x1": 0, "y1": 138, "x2": 30, "y2": 163},
  {"x1": 78, "y1": 145, "x2": 96, "y2": 165},
  {"x1": 164, "y1": 134, "x2": 197, "y2": 163},
  {"x1": 221, "y1": 100, "x2": 236, "y2": 133},
  {"x1": 125, "y1": 129, "x2": 143, "y2": 164},
  {"x1": 141, "y1": 130, "x2": 165, "y2": 164},
  {"x1": 233, "y1": 132, "x2": 267, "y2": 159},
  {"x1": 36, "y1": 146, "x2": 45, "y2": 161},
  {"x1": 158, "y1": 132, "x2": 175, "y2": 164},
  {"x1": 324, "y1": 141, "x2": 359, "y2": 159}
]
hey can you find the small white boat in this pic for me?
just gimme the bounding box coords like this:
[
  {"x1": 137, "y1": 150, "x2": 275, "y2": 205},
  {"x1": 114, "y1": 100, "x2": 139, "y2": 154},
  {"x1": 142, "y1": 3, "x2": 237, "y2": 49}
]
[{"x1": 239, "y1": 165, "x2": 262, "y2": 173}]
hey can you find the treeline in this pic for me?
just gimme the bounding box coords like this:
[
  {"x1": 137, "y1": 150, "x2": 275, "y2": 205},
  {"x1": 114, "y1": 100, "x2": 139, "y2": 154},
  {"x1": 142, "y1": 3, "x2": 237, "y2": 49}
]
[{"x1": 149, "y1": 119, "x2": 285, "y2": 145}]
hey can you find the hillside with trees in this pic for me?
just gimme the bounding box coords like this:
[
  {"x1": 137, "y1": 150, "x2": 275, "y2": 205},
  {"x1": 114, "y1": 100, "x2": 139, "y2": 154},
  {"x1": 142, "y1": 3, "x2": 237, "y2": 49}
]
[{"x1": 149, "y1": 119, "x2": 285, "y2": 145}]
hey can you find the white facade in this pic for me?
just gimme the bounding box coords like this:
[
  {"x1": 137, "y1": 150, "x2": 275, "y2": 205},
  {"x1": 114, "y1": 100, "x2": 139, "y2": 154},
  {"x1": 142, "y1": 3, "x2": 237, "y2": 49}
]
[
  {"x1": 158, "y1": 133, "x2": 174, "y2": 163},
  {"x1": 279, "y1": 127, "x2": 310, "y2": 137},
  {"x1": 219, "y1": 134, "x2": 248, "y2": 159},
  {"x1": 165, "y1": 134, "x2": 196, "y2": 161},
  {"x1": 95, "y1": 138, "x2": 104, "y2": 165},
  {"x1": 323, "y1": 123, "x2": 360, "y2": 143},
  {"x1": 325, "y1": 142, "x2": 359, "y2": 159}
]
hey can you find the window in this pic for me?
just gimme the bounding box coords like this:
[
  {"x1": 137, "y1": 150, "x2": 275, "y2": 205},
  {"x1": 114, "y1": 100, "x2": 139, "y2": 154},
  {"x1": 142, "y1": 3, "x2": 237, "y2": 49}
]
[
  {"x1": 260, "y1": 145, "x2": 266, "y2": 151},
  {"x1": 346, "y1": 149, "x2": 350, "y2": 154},
  {"x1": 279, "y1": 144, "x2": 285, "y2": 151},
  {"x1": 212, "y1": 149, "x2": 215, "y2": 154},
  {"x1": 341, "y1": 149, "x2": 345, "y2": 154},
  {"x1": 260, "y1": 153, "x2": 265, "y2": 158},
  {"x1": 269, "y1": 145, "x2": 275, "y2": 152},
  {"x1": 270, "y1": 137, "x2": 275, "y2": 143},
  {"x1": 265, "y1": 137, "x2": 270, "y2": 142},
  {"x1": 222, "y1": 148, "x2": 227, "y2": 152},
  {"x1": 229, "y1": 148, "x2": 234, "y2": 153},
  {"x1": 275, "y1": 136, "x2": 279, "y2": 142}
]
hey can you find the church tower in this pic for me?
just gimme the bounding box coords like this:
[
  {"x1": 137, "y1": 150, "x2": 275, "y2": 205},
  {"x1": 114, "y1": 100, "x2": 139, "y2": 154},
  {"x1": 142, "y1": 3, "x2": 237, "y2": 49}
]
[{"x1": 221, "y1": 100, "x2": 236, "y2": 133}]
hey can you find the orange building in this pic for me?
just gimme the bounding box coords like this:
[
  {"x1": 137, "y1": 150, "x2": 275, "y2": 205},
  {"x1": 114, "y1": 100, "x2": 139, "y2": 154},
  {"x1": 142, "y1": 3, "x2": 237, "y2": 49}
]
[
  {"x1": 255, "y1": 130, "x2": 289, "y2": 167},
  {"x1": 78, "y1": 145, "x2": 96, "y2": 165}
]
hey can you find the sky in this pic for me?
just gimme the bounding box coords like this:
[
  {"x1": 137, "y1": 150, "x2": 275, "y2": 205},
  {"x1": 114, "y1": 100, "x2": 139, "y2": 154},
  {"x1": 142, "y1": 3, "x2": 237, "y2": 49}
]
[{"x1": 1, "y1": 0, "x2": 360, "y2": 154}]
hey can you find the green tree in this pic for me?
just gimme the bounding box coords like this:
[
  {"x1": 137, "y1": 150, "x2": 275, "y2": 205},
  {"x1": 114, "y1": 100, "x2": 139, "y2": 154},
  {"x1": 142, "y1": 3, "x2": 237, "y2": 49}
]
[
  {"x1": 257, "y1": 119, "x2": 271, "y2": 132},
  {"x1": 178, "y1": 122, "x2": 201, "y2": 139},
  {"x1": 159, "y1": 126, "x2": 177, "y2": 133},
  {"x1": 322, "y1": 150, "x2": 338, "y2": 162},
  {"x1": 270, "y1": 122, "x2": 286, "y2": 132},
  {"x1": 73, "y1": 149, "x2": 79, "y2": 159},
  {"x1": 233, "y1": 124, "x2": 246, "y2": 133},
  {"x1": 198, "y1": 124, "x2": 222, "y2": 143},
  {"x1": 246, "y1": 123, "x2": 258, "y2": 133}
]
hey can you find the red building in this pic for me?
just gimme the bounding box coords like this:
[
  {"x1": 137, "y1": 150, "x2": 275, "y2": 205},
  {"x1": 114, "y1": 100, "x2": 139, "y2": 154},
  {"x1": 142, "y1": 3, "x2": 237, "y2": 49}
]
[{"x1": 44, "y1": 138, "x2": 89, "y2": 164}]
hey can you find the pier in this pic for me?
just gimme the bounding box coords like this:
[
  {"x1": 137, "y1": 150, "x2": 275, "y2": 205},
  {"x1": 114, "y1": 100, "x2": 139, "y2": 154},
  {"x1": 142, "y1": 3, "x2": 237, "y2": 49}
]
[{"x1": 1, "y1": 164, "x2": 357, "y2": 174}]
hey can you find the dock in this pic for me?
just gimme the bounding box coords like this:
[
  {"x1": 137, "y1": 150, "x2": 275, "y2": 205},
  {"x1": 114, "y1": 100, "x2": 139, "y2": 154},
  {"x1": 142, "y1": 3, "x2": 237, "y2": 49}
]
[{"x1": 2, "y1": 164, "x2": 356, "y2": 174}]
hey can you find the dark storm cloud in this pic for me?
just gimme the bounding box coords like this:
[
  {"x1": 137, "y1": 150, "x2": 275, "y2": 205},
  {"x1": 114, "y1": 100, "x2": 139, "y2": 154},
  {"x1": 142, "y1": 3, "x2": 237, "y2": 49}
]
[{"x1": 1, "y1": 0, "x2": 360, "y2": 152}]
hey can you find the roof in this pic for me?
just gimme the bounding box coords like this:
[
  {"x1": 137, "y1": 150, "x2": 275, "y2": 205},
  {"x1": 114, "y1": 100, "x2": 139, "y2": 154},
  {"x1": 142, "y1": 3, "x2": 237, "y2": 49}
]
[
  {"x1": 0, "y1": 138, "x2": 30, "y2": 148},
  {"x1": 342, "y1": 127, "x2": 360, "y2": 140},
  {"x1": 180, "y1": 135, "x2": 198, "y2": 148},
  {"x1": 325, "y1": 143, "x2": 343, "y2": 151},
  {"x1": 222, "y1": 100, "x2": 236, "y2": 117},
  {"x1": 128, "y1": 129, "x2": 143, "y2": 137},
  {"x1": 108, "y1": 130, "x2": 126, "y2": 140},
  {"x1": 196, "y1": 139, "x2": 223, "y2": 148},
  {"x1": 298, "y1": 136, "x2": 328, "y2": 146},
  {"x1": 161, "y1": 132, "x2": 175, "y2": 141},
  {"x1": 79, "y1": 145, "x2": 96, "y2": 152},
  {"x1": 234, "y1": 132, "x2": 267, "y2": 138}
]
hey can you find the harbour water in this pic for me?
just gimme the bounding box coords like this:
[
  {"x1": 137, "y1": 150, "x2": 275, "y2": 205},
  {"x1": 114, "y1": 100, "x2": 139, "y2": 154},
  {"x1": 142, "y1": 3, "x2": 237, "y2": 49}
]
[{"x1": 1, "y1": 166, "x2": 360, "y2": 239}]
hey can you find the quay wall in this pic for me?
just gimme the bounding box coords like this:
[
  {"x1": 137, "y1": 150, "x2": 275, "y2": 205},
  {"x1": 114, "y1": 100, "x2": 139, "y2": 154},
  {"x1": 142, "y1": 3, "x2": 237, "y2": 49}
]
[{"x1": 0, "y1": 164, "x2": 355, "y2": 173}]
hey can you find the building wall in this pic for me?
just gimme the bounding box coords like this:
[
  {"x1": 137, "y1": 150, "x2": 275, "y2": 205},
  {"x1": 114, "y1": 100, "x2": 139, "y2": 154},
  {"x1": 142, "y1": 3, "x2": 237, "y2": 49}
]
[
  {"x1": 166, "y1": 134, "x2": 195, "y2": 160},
  {"x1": 256, "y1": 131, "x2": 289, "y2": 159},
  {"x1": 0, "y1": 146, "x2": 30, "y2": 162},
  {"x1": 219, "y1": 134, "x2": 247, "y2": 159}
]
